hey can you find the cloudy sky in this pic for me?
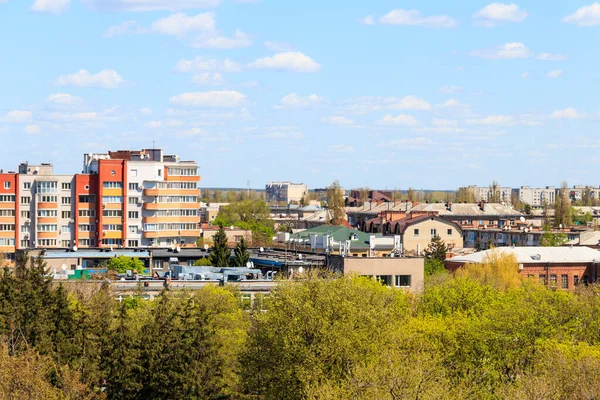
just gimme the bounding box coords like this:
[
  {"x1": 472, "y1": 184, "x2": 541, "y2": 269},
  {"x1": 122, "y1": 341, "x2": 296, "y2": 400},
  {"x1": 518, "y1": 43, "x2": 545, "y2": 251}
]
[{"x1": 1, "y1": 1, "x2": 599, "y2": 190}]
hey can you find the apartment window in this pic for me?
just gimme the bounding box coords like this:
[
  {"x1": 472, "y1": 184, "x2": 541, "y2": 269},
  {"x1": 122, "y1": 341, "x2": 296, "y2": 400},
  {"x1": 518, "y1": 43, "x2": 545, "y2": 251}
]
[
  {"x1": 103, "y1": 210, "x2": 123, "y2": 217},
  {"x1": 37, "y1": 181, "x2": 57, "y2": 194},
  {"x1": 550, "y1": 274, "x2": 557, "y2": 287},
  {"x1": 0, "y1": 210, "x2": 15, "y2": 217},
  {"x1": 414, "y1": 229, "x2": 419, "y2": 237},
  {"x1": 102, "y1": 224, "x2": 122, "y2": 231},
  {"x1": 37, "y1": 210, "x2": 57, "y2": 217},
  {"x1": 61, "y1": 211, "x2": 71, "y2": 219},
  {"x1": 79, "y1": 195, "x2": 94, "y2": 203},
  {"x1": 40, "y1": 195, "x2": 57, "y2": 203},
  {"x1": 129, "y1": 225, "x2": 138, "y2": 233},
  {"x1": 3, "y1": 182, "x2": 10, "y2": 190},
  {"x1": 128, "y1": 197, "x2": 139, "y2": 205},
  {"x1": 539, "y1": 274, "x2": 546, "y2": 286},
  {"x1": 20, "y1": 197, "x2": 31, "y2": 205},
  {"x1": 574, "y1": 275, "x2": 579, "y2": 286},
  {"x1": 38, "y1": 239, "x2": 57, "y2": 247},
  {"x1": 431, "y1": 229, "x2": 437, "y2": 237},
  {"x1": 561, "y1": 274, "x2": 569, "y2": 289},
  {"x1": 20, "y1": 225, "x2": 30, "y2": 233},
  {"x1": 102, "y1": 239, "x2": 121, "y2": 245},
  {"x1": 103, "y1": 182, "x2": 123, "y2": 189},
  {"x1": 61, "y1": 197, "x2": 71, "y2": 205},
  {"x1": 78, "y1": 224, "x2": 94, "y2": 232},
  {"x1": 23, "y1": 182, "x2": 31, "y2": 190},
  {"x1": 20, "y1": 240, "x2": 29, "y2": 248},
  {"x1": 157, "y1": 169, "x2": 162, "y2": 177},
  {"x1": 129, "y1": 183, "x2": 139, "y2": 191},
  {"x1": 375, "y1": 275, "x2": 392, "y2": 286},
  {"x1": 128, "y1": 240, "x2": 139, "y2": 247},
  {"x1": 61, "y1": 225, "x2": 71, "y2": 233},
  {"x1": 447, "y1": 229, "x2": 452, "y2": 236},
  {"x1": 78, "y1": 239, "x2": 95, "y2": 247},
  {"x1": 128, "y1": 211, "x2": 139, "y2": 219},
  {"x1": 37, "y1": 224, "x2": 57, "y2": 232},
  {"x1": 78, "y1": 210, "x2": 95, "y2": 217},
  {"x1": 60, "y1": 240, "x2": 70, "y2": 247},
  {"x1": 20, "y1": 211, "x2": 29, "y2": 219},
  {"x1": 102, "y1": 196, "x2": 123, "y2": 203},
  {"x1": 0, "y1": 238, "x2": 15, "y2": 246},
  {"x1": 395, "y1": 275, "x2": 412, "y2": 287},
  {"x1": 130, "y1": 169, "x2": 138, "y2": 177}
]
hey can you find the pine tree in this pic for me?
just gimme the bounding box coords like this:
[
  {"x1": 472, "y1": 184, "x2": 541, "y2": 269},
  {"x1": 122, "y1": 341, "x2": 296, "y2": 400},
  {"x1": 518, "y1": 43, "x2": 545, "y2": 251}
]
[
  {"x1": 209, "y1": 225, "x2": 231, "y2": 268},
  {"x1": 423, "y1": 235, "x2": 448, "y2": 261},
  {"x1": 233, "y1": 238, "x2": 250, "y2": 267}
]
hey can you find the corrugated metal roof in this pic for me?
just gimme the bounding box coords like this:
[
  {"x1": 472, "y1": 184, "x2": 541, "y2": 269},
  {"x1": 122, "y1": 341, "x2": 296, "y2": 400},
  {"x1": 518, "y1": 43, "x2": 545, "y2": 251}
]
[{"x1": 447, "y1": 246, "x2": 600, "y2": 264}]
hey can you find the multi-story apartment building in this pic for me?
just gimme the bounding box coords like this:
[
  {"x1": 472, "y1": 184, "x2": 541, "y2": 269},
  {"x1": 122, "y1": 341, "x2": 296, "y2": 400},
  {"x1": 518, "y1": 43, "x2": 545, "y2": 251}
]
[
  {"x1": 462, "y1": 185, "x2": 512, "y2": 203},
  {"x1": 265, "y1": 182, "x2": 308, "y2": 204},
  {"x1": 514, "y1": 186, "x2": 556, "y2": 206},
  {"x1": 0, "y1": 148, "x2": 201, "y2": 256}
]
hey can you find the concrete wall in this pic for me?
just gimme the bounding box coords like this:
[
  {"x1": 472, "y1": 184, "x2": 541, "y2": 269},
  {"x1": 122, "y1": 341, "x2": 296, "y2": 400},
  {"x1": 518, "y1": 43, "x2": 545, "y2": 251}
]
[
  {"x1": 341, "y1": 257, "x2": 424, "y2": 292},
  {"x1": 403, "y1": 218, "x2": 463, "y2": 255}
]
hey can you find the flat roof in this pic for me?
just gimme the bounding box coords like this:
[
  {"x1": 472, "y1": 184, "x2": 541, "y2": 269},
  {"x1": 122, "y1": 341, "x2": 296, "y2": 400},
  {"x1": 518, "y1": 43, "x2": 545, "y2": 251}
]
[{"x1": 447, "y1": 246, "x2": 600, "y2": 264}]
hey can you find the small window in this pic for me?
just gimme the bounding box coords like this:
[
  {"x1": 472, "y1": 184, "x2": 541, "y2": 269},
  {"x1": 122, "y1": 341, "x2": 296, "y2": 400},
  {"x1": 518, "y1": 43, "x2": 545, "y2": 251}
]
[
  {"x1": 574, "y1": 275, "x2": 579, "y2": 286},
  {"x1": 61, "y1": 183, "x2": 71, "y2": 190},
  {"x1": 561, "y1": 274, "x2": 568, "y2": 289},
  {"x1": 539, "y1": 274, "x2": 546, "y2": 286},
  {"x1": 23, "y1": 182, "x2": 31, "y2": 190},
  {"x1": 395, "y1": 275, "x2": 411, "y2": 287},
  {"x1": 550, "y1": 274, "x2": 557, "y2": 287},
  {"x1": 158, "y1": 169, "x2": 162, "y2": 176},
  {"x1": 431, "y1": 229, "x2": 437, "y2": 237},
  {"x1": 447, "y1": 229, "x2": 452, "y2": 236},
  {"x1": 414, "y1": 229, "x2": 419, "y2": 236},
  {"x1": 129, "y1": 183, "x2": 139, "y2": 191},
  {"x1": 3, "y1": 182, "x2": 10, "y2": 189},
  {"x1": 20, "y1": 197, "x2": 30, "y2": 205}
]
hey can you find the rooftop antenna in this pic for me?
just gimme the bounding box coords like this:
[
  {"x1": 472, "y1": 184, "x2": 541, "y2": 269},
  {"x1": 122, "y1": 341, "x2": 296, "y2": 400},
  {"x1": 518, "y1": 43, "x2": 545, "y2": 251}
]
[{"x1": 153, "y1": 140, "x2": 155, "y2": 149}]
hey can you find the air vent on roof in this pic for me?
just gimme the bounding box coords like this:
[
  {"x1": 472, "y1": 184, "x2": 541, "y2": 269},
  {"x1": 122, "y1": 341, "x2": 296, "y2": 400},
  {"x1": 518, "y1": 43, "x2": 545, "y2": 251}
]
[{"x1": 531, "y1": 254, "x2": 542, "y2": 261}]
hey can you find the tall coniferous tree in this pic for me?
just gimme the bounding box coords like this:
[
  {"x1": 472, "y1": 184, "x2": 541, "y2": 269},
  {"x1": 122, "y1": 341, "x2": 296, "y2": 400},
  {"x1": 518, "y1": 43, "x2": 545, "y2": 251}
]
[
  {"x1": 210, "y1": 225, "x2": 230, "y2": 268},
  {"x1": 233, "y1": 238, "x2": 250, "y2": 268}
]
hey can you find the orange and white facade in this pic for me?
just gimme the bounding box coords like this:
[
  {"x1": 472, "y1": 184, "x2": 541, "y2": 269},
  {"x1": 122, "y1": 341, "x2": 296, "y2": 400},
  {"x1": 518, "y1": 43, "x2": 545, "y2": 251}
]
[{"x1": 0, "y1": 148, "x2": 201, "y2": 255}]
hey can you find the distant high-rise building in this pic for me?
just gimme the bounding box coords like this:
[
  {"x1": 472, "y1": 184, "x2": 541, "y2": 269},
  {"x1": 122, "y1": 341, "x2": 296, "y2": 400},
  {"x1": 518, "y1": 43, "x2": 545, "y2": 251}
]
[{"x1": 265, "y1": 182, "x2": 308, "y2": 204}]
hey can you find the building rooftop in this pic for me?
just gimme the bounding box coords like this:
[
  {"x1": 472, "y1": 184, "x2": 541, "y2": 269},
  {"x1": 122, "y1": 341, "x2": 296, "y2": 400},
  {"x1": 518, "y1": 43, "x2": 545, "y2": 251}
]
[{"x1": 447, "y1": 246, "x2": 600, "y2": 264}]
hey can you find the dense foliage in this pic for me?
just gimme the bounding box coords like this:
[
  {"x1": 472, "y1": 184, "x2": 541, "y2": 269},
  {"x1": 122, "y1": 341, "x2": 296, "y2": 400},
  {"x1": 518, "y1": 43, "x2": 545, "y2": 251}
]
[
  {"x1": 3, "y1": 251, "x2": 600, "y2": 399},
  {"x1": 213, "y1": 199, "x2": 275, "y2": 245},
  {"x1": 106, "y1": 255, "x2": 145, "y2": 274}
]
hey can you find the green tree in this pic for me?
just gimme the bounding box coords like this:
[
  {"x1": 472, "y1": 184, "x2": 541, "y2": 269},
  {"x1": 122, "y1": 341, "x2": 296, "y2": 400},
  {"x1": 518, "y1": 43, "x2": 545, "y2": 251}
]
[
  {"x1": 423, "y1": 235, "x2": 448, "y2": 261},
  {"x1": 209, "y1": 225, "x2": 230, "y2": 268},
  {"x1": 194, "y1": 257, "x2": 212, "y2": 266},
  {"x1": 554, "y1": 182, "x2": 572, "y2": 228},
  {"x1": 540, "y1": 230, "x2": 568, "y2": 247},
  {"x1": 232, "y1": 238, "x2": 250, "y2": 267},
  {"x1": 326, "y1": 180, "x2": 346, "y2": 225},
  {"x1": 106, "y1": 256, "x2": 145, "y2": 274},
  {"x1": 425, "y1": 258, "x2": 446, "y2": 276},
  {"x1": 407, "y1": 187, "x2": 416, "y2": 202},
  {"x1": 524, "y1": 203, "x2": 532, "y2": 215},
  {"x1": 490, "y1": 180, "x2": 501, "y2": 203},
  {"x1": 214, "y1": 199, "x2": 275, "y2": 245}
]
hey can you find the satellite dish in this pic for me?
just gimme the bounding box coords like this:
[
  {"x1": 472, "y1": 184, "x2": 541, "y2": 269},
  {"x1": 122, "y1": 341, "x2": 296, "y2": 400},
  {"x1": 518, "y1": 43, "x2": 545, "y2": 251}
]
[
  {"x1": 298, "y1": 266, "x2": 304, "y2": 274},
  {"x1": 520, "y1": 216, "x2": 526, "y2": 223},
  {"x1": 230, "y1": 225, "x2": 234, "y2": 230},
  {"x1": 72, "y1": 246, "x2": 78, "y2": 252},
  {"x1": 246, "y1": 261, "x2": 252, "y2": 268},
  {"x1": 298, "y1": 254, "x2": 303, "y2": 260},
  {"x1": 170, "y1": 244, "x2": 176, "y2": 251},
  {"x1": 60, "y1": 264, "x2": 67, "y2": 271},
  {"x1": 259, "y1": 247, "x2": 264, "y2": 252},
  {"x1": 176, "y1": 246, "x2": 181, "y2": 253},
  {"x1": 204, "y1": 244, "x2": 209, "y2": 250}
]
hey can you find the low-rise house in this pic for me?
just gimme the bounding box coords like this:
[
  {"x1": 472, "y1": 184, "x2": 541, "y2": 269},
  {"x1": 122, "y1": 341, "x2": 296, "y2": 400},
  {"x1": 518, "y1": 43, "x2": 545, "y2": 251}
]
[{"x1": 445, "y1": 246, "x2": 600, "y2": 288}]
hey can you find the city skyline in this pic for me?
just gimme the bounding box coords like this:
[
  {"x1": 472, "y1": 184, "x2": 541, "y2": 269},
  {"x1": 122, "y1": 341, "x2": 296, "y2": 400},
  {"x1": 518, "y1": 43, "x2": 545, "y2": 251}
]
[{"x1": 1, "y1": 1, "x2": 600, "y2": 189}]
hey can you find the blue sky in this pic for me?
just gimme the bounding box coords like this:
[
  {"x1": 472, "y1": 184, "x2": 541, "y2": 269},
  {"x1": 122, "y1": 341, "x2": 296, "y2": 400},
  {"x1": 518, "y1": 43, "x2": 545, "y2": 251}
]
[{"x1": 1, "y1": 1, "x2": 600, "y2": 190}]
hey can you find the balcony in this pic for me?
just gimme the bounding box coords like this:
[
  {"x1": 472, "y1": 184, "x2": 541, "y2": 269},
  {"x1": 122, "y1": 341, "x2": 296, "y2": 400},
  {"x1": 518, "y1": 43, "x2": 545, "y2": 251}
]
[
  {"x1": 37, "y1": 202, "x2": 58, "y2": 210},
  {"x1": 142, "y1": 229, "x2": 201, "y2": 238},
  {"x1": 143, "y1": 188, "x2": 201, "y2": 197},
  {"x1": 143, "y1": 202, "x2": 199, "y2": 210},
  {"x1": 37, "y1": 231, "x2": 58, "y2": 239},
  {"x1": 142, "y1": 216, "x2": 200, "y2": 224}
]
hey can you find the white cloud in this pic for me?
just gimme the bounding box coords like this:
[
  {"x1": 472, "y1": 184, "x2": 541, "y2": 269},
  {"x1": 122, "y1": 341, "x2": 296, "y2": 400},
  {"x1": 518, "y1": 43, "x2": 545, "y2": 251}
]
[
  {"x1": 140, "y1": 108, "x2": 153, "y2": 115},
  {"x1": 249, "y1": 52, "x2": 321, "y2": 73},
  {"x1": 145, "y1": 119, "x2": 183, "y2": 128},
  {"x1": 82, "y1": 0, "x2": 221, "y2": 12},
  {"x1": 438, "y1": 98, "x2": 468, "y2": 108},
  {"x1": 179, "y1": 127, "x2": 207, "y2": 137},
  {"x1": 274, "y1": 93, "x2": 323, "y2": 110},
  {"x1": 46, "y1": 111, "x2": 99, "y2": 121},
  {"x1": 256, "y1": 126, "x2": 304, "y2": 140},
  {"x1": 537, "y1": 53, "x2": 567, "y2": 61},
  {"x1": 175, "y1": 56, "x2": 243, "y2": 73},
  {"x1": 327, "y1": 144, "x2": 353, "y2": 153},
  {"x1": 47, "y1": 93, "x2": 81, "y2": 104},
  {"x1": 191, "y1": 29, "x2": 252, "y2": 49},
  {"x1": 31, "y1": 0, "x2": 70, "y2": 14},
  {"x1": 547, "y1": 69, "x2": 563, "y2": 78},
  {"x1": 388, "y1": 95, "x2": 431, "y2": 111},
  {"x1": 24, "y1": 125, "x2": 41, "y2": 134},
  {"x1": 4, "y1": 110, "x2": 33, "y2": 123},
  {"x1": 466, "y1": 115, "x2": 514, "y2": 125},
  {"x1": 102, "y1": 20, "x2": 147, "y2": 37},
  {"x1": 321, "y1": 116, "x2": 355, "y2": 126},
  {"x1": 264, "y1": 41, "x2": 294, "y2": 52},
  {"x1": 361, "y1": 15, "x2": 375, "y2": 25},
  {"x1": 54, "y1": 69, "x2": 124, "y2": 89},
  {"x1": 377, "y1": 114, "x2": 418, "y2": 126},
  {"x1": 378, "y1": 137, "x2": 434, "y2": 149},
  {"x1": 472, "y1": 3, "x2": 527, "y2": 27},
  {"x1": 191, "y1": 72, "x2": 225, "y2": 85},
  {"x1": 439, "y1": 86, "x2": 463, "y2": 94},
  {"x1": 550, "y1": 108, "x2": 581, "y2": 119},
  {"x1": 169, "y1": 91, "x2": 246, "y2": 107},
  {"x1": 432, "y1": 118, "x2": 458, "y2": 127},
  {"x1": 379, "y1": 9, "x2": 457, "y2": 28},
  {"x1": 151, "y1": 12, "x2": 214, "y2": 35},
  {"x1": 562, "y1": 3, "x2": 600, "y2": 27},
  {"x1": 470, "y1": 42, "x2": 532, "y2": 59}
]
